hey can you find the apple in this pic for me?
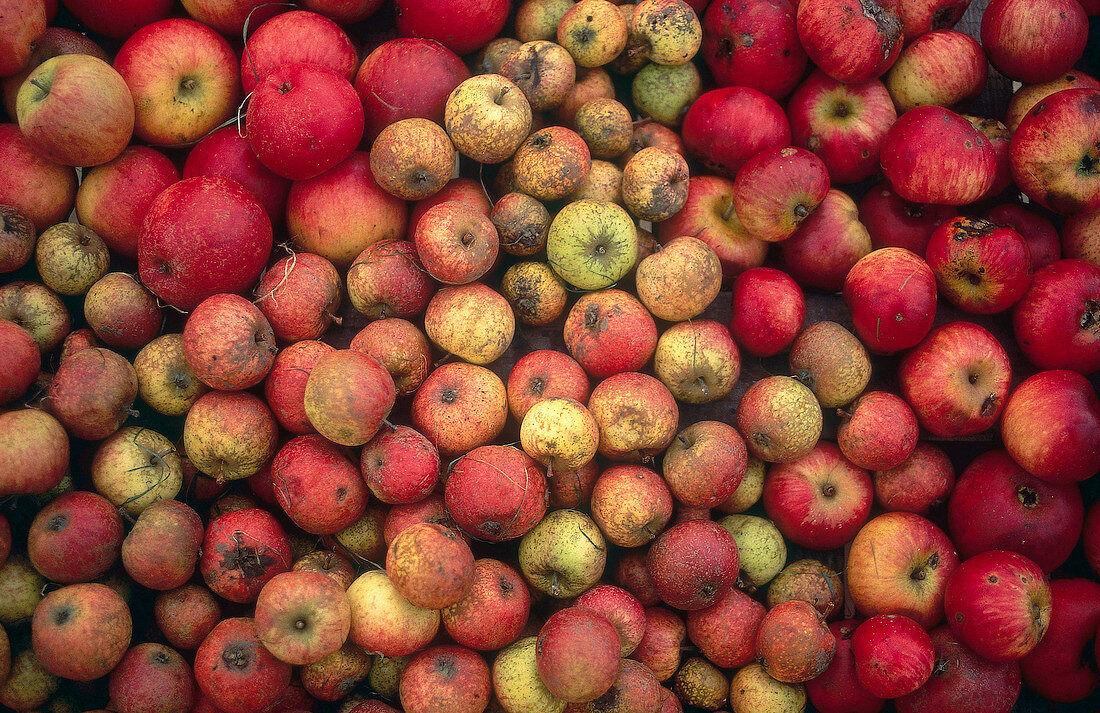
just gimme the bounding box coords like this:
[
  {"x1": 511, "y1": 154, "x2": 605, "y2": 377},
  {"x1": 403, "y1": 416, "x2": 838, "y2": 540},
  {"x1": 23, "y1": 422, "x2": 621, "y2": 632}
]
[
  {"x1": 767, "y1": 559, "x2": 844, "y2": 619},
  {"x1": 179, "y1": 0, "x2": 282, "y2": 35},
  {"x1": 272, "y1": 435, "x2": 369, "y2": 536},
  {"x1": 0, "y1": 318, "x2": 38, "y2": 405},
  {"x1": 414, "y1": 201, "x2": 499, "y2": 285},
  {"x1": 493, "y1": 192, "x2": 551, "y2": 257},
  {"x1": 387, "y1": 522, "x2": 474, "y2": 610},
  {"x1": 261, "y1": 340, "x2": 331, "y2": 433},
  {"x1": 884, "y1": 31, "x2": 986, "y2": 113},
  {"x1": 334, "y1": 506, "x2": 388, "y2": 565},
  {"x1": 589, "y1": 371, "x2": 679, "y2": 462},
  {"x1": 756, "y1": 600, "x2": 836, "y2": 683},
  {"x1": 2, "y1": 26, "x2": 109, "y2": 123},
  {"x1": 1062, "y1": 209, "x2": 1100, "y2": 266},
  {"x1": 944, "y1": 550, "x2": 1052, "y2": 662},
  {"x1": 371, "y1": 118, "x2": 457, "y2": 202},
  {"x1": 0, "y1": 409, "x2": 68, "y2": 497},
  {"x1": 654, "y1": 319, "x2": 741, "y2": 404},
  {"x1": 183, "y1": 293, "x2": 276, "y2": 391},
  {"x1": 28, "y1": 490, "x2": 123, "y2": 583},
  {"x1": 1000, "y1": 369, "x2": 1100, "y2": 484},
  {"x1": 806, "y1": 619, "x2": 884, "y2": 713},
  {"x1": 183, "y1": 391, "x2": 279, "y2": 482},
  {"x1": 114, "y1": 19, "x2": 240, "y2": 146},
  {"x1": 1012, "y1": 259, "x2": 1100, "y2": 374},
  {"x1": 557, "y1": 0, "x2": 629, "y2": 67},
  {"x1": 590, "y1": 464, "x2": 674, "y2": 547},
  {"x1": 967, "y1": 116, "x2": 1013, "y2": 201},
  {"x1": 574, "y1": 98, "x2": 633, "y2": 160},
  {"x1": 0, "y1": 123, "x2": 77, "y2": 232},
  {"x1": 859, "y1": 180, "x2": 953, "y2": 253},
  {"x1": 847, "y1": 512, "x2": 960, "y2": 629},
  {"x1": 301, "y1": 642, "x2": 372, "y2": 701},
  {"x1": 517, "y1": 0, "x2": 576, "y2": 42},
  {"x1": 17, "y1": 54, "x2": 133, "y2": 167},
  {"x1": 796, "y1": 0, "x2": 902, "y2": 83},
  {"x1": 925, "y1": 217, "x2": 1031, "y2": 314},
  {"x1": 843, "y1": 247, "x2": 937, "y2": 355},
  {"x1": 681, "y1": 86, "x2": 790, "y2": 176},
  {"x1": 781, "y1": 189, "x2": 872, "y2": 291},
  {"x1": 564, "y1": 288, "x2": 657, "y2": 379},
  {"x1": 447, "y1": 445, "x2": 547, "y2": 542},
  {"x1": 199, "y1": 507, "x2": 291, "y2": 605},
  {"x1": 400, "y1": 644, "x2": 491, "y2": 713},
  {"x1": 0, "y1": 0, "x2": 45, "y2": 76},
  {"x1": 304, "y1": 349, "x2": 395, "y2": 447},
  {"x1": 0, "y1": 553, "x2": 45, "y2": 626},
  {"x1": 729, "y1": 662, "x2": 807, "y2": 713},
  {"x1": 0, "y1": 205, "x2": 35, "y2": 274},
  {"x1": 0, "y1": 280, "x2": 70, "y2": 354},
  {"x1": 83, "y1": 272, "x2": 161, "y2": 353},
  {"x1": 241, "y1": 10, "x2": 356, "y2": 93},
  {"x1": 621, "y1": 146, "x2": 689, "y2": 223},
  {"x1": 108, "y1": 643, "x2": 195, "y2": 713},
  {"x1": 701, "y1": 0, "x2": 806, "y2": 98},
  {"x1": 763, "y1": 441, "x2": 873, "y2": 549},
  {"x1": 622, "y1": 121, "x2": 686, "y2": 167},
  {"x1": 58, "y1": 326, "x2": 97, "y2": 363},
  {"x1": 685, "y1": 587, "x2": 765, "y2": 670},
  {"x1": 32, "y1": 583, "x2": 131, "y2": 682},
  {"x1": 729, "y1": 267, "x2": 805, "y2": 358},
  {"x1": 48, "y1": 347, "x2": 137, "y2": 441},
  {"x1": 248, "y1": 63, "x2": 363, "y2": 181},
  {"x1": 346, "y1": 240, "x2": 434, "y2": 320},
  {"x1": 521, "y1": 397, "x2": 599, "y2": 474},
  {"x1": 631, "y1": 605, "x2": 686, "y2": 679},
  {"x1": 1009, "y1": 88, "x2": 1100, "y2": 214},
  {"x1": 500, "y1": 40, "x2": 576, "y2": 113},
  {"x1": 981, "y1": 0, "x2": 1087, "y2": 83},
  {"x1": 442, "y1": 559, "x2": 530, "y2": 651},
  {"x1": 424, "y1": 282, "x2": 515, "y2": 365},
  {"x1": 360, "y1": 425, "x2": 438, "y2": 505},
  {"x1": 648, "y1": 519, "x2": 739, "y2": 611},
  {"x1": 737, "y1": 376, "x2": 822, "y2": 463},
  {"x1": 574, "y1": 584, "x2": 647, "y2": 657},
  {"x1": 537, "y1": 607, "x2": 621, "y2": 703},
  {"x1": 0, "y1": 648, "x2": 55, "y2": 711},
  {"x1": 518, "y1": 508, "x2": 606, "y2": 598},
  {"x1": 838, "y1": 391, "x2": 918, "y2": 472},
  {"x1": 412, "y1": 362, "x2": 508, "y2": 457},
  {"x1": 898, "y1": 631, "x2": 1019, "y2": 713},
  {"x1": 788, "y1": 321, "x2": 871, "y2": 409},
  {"x1": 355, "y1": 38, "x2": 469, "y2": 143},
  {"x1": 501, "y1": 261, "x2": 569, "y2": 326},
  {"x1": 880, "y1": 106, "x2": 996, "y2": 205},
  {"x1": 351, "y1": 318, "x2": 432, "y2": 396},
  {"x1": 445, "y1": 74, "x2": 533, "y2": 165},
  {"x1": 139, "y1": 175, "x2": 273, "y2": 311},
  {"x1": 292, "y1": 549, "x2": 357, "y2": 590},
  {"x1": 852, "y1": 615, "x2": 934, "y2": 698},
  {"x1": 193, "y1": 617, "x2": 291, "y2": 713},
  {"x1": 947, "y1": 449, "x2": 1084, "y2": 572},
  {"x1": 32, "y1": 222, "x2": 108, "y2": 297},
  {"x1": 183, "y1": 127, "x2": 291, "y2": 227},
  {"x1": 1018, "y1": 578, "x2": 1100, "y2": 702},
  {"x1": 60, "y1": 0, "x2": 172, "y2": 38},
  {"x1": 1005, "y1": 71, "x2": 1100, "y2": 132},
  {"x1": 121, "y1": 500, "x2": 202, "y2": 590},
  {"x1": 395, "y1": 0, "x2": 508, "y2": 54},
  {"x1": 733, "y1": 146, "x2": 830, "y2": 243},
  {"x1": 662, "y1": 421, "x2": 746, "y2": 509},
  {"x1": 720, "y1": 514, "x2": 787, "y2": 589},
  {"x1": 492, "y1": 636, "x2": 564, "y2": 713},
  {"x1": 550, "y1": 460, "x2": 601, "y2": 509},
  {"x1": 411, "y1": 177, "x2": 491, "y2": 238},
  {"x1": 253, "y1": 252, "x2": 341, "y2": 343},
  {"x1": 873, "y1": 442, "x2": 955, "y2": 514}
]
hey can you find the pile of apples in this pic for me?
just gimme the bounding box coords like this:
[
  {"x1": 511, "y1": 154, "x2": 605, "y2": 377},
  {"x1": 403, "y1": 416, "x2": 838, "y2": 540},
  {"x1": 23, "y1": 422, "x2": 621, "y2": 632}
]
[{"x1": 1, "y1": 0, "x2": 1100, "y2": 712}]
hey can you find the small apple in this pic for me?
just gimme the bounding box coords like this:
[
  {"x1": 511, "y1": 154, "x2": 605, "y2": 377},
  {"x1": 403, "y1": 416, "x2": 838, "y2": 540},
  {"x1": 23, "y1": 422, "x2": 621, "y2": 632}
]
[
  {"x1": 852, "y1": 615, "x2": 934, "y2": 699},
  {"x1": 563, "y1": 288, "x2": 657, "y2": 379},
  {"x1": 648, "y1": 519, "x2": 739, "y2": 611},
  {"x1": 788, "y1": 321, "x2": 871, "y2": 409},
  {"x1": 588, "y1": 371, "x2": 679, "y2": 462},
  {"x1": 701, "y1": 0, "x2": 806, "y2": 99},
  {"x1": 32, "y1": 583, "x2": 131, "y2": 682},
  {"x1": 653, "y1": 319, "x2": 741, "y2": 404},
  {"x1": 756, "y1": 600, "x2": 836, "y2": 683},
  {"x1": 183, "y1": 391, "x2": 279, "y2": 482},
  {"x1": 518, "y1": 508, "x2": 606, "y2": 598},
  {"x1": 590, "y1": 464, "x2": 674, "y2": 548},
  {"x1": 412, "y1": 362, "x2": 508, "y2": 457},
  {"x1": 843, "y1": 247, "x2": 937, "y2": 355},
  {"x1": 193, "y1": 617, "x2": 292, "y2": 713},
  {"x1": 837, "y1": 391, "x2": 919, "y2": 472},
  {"x1": 183, "y1": 294, "x2": 276, "y2": 391},
  {"x1": 445, "y1": 74, "x2": 532, "y2": 165},
  {"x1": 737, "y1": 376, "x2": 822, "y2": 463},
  {"x1": 925, "y1": 217, "x2": 1032, "y2": 314}
]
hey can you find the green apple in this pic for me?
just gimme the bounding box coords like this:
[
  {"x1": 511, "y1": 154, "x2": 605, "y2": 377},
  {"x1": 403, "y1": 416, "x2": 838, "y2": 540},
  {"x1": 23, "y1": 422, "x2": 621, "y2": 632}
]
[
  {"x1": 546, "y1": 199, "x2": 638, "y2": 291},
  {"x1": 719, "y1": 514, "x2": 787, "y2": 590},
  {"x1": 493, "y1": 636, "x2": 567, "y2": 713},
  {"x1": 518, "y1": 508, "x2": 606, "y2": 598}
]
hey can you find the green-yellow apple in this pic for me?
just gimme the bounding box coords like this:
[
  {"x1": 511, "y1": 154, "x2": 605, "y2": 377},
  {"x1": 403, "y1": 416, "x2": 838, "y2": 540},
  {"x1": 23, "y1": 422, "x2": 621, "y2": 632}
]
[
  {"x1": 493, "y1": 636, "x2": 566, "y2": 713},
  {"x1": 346, "y1": 570, "x2": 439, "y2": 656},
  {"x1": 424, "y1": 283, "x2": 515, "y2": 365},
  {"x1": 518, "y1": 508, "x2": 606, "y2": 598},
  {"x1": 520, "y1": 397, "x2": 600, "y2": 473},
  {"x1": 91, "y1": 426, "x2": 181, "y2": 516},
  {"x1": 719, "y1": 514, "x2": 787, "y2": 590},
  {"x1": 547, "y1": 199, "x2": 638, "y2": 291}
]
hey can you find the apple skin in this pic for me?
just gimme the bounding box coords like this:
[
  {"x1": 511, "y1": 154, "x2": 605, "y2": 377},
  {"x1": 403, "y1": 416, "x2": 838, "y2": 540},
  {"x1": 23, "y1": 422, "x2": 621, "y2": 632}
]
[
  {"x1": 48, "y1": 347, "x2": 138, "y2": 441},
  {"x1": 400, "y1": 644, "x2": 491, "y2": 713},
  {"x1": 1012, "y1": 259, "x2": 1100, "y2": 374},
  {"x1": 588, "y1": 371, "x2": 679, "y2": 462},
  {"x1": 263, "y1": 340, "x2": 332, "y2": 434},
  {"x1": 241, "y1": 10, "x2": 356, "y2": 94},
  {"x1": 851, "y1": 615, "x2": 934, "y2": 699},
  {"x1": 347, "y1": 239, "x2": 433, "y2": 320},
  {"x1": 183, "y1": 293, "x2": 277, "y2": 392},
  {"x1": 31, "y1": 582, "x2": 132, "y2": 682},
  {"x1": 981, "y1": 0, "x2": 1087, "y2": 84},
  {"x1": 788, "y1": 70, "x2": 897, "y2": 185},
  {"x1": 183, "y1": 127, "x2": 290, "y2": 227},
  {"x1": 253, "y1": 252, "x2": 341, "y2": 343},
  {"x1": 947, "y1": 450, "x2": 1084, "y2": 573},
  {"x1": 681, "y1": 86, "x2": 791, "y2": 177},
  {"x1": 806, "y1": 619, "x2": 885, "y2": 713},
  {"x1": 590, "y1": 464, "x2": 673, "y2": 548},
  {"x1": 701, "y1": 0, "x2": 807, "y2": 99},
  {"x1": 0, "y1": 0, "x2": 45, "y2": 76},
  {"x1": 895, "y1": 625, "x2": 1020, "y2": 713},
  {"x1": 387, "y1": 522, "x2": 474, "y2": 611},
  {"x1": 272, "y1": 435, "x2": 370, "y2": 536},
  {"x1": 395, "y1": 0, "x2": 509, "y2": 55},
  {"x1": 898, "y1": 321, "x2": 1011, "y2": 438},
  {"x1": 614, "y1": 550, "x2": 662, "y2": 607},
  {"x1": 756, "y1": 599, "x2": 836, "y2": 684},
  {"x1": 925, "y1": 217, "x2": 1032, "y2": 314},
  {"x1": 732, "y1": 146, "x2": 830, "y2": 243},
  {"x1": 61, "y1": 0, "x2": 173, "y2": 39},
  {"x1": 199, "y1": 508, "x2": 292, "y2": 605},
  {"x1": 847, "y1": 512, "x2": 960, "y2": 629},
  {"x1": 880, "y1": 105, "x2": 997, "y2": 206},
  {"x1": 564, "y1": 289, "x2": 657, "y2": 379},
  {"x1": 843, "y1": 247, "x2": 937, "y2": 355},
  {"x1": 356, "y1": 38, "x2": 470, "y2": 144},
  {"x1": 1018, "y1": 578, "x2": 1100, "y2": 702},
  {"x1": 781, "y1": 189, "x2": 872, "y2": 292},
  {"x1": 897, "y1": 0, "x2": 973, "y2": 41},
  {"x1": 0, "y1": 318, "x2": 39, "y2": 406},
  {"x1": 796, "y1": 0, "x2": 903, "y2": 84},
  {"x1": 139, "y1": 176, "x2": 273, "y2": 312},
  {"x1": 1000, "y1": 369, "x2": 1100, "y2": 484},
  {"x1": 837, "y1": 391, "x2": 918, "y2": 472},
  {"x1": 885, "y1": 30, "x2": 987, "y2": 113},
  {"x1": 648, "y1": 519, "x2": 739, "y2": 611},
  {"x1": 729, "y1": 267, "x2": 805, "y2": 357},
  {"x1": 114, "y1": 19, "x2": 240, "y2": 147},
  {"x1": 686, "y1": 586, "x2": 766, "y2": 669},
  {"x1": 874, "y1": 442, "x2": 955, "y2": 514},
  {"x1": 304, "y1": 349, "x2": 396, "y2": 448},
  {"x1": 441, "y1": 558, "x2": 530, "y2": 651},
  {"x1": 737, "y1": 375, "x2": 822, "y2": 463},
  {"x1": 1, "y1": 26, "x2": 108, "y2": 119},
  {"x1": 351, "y1": 318, "x2": 432, "y2": 397},
  {"x1": 414, "y1": 201, "x2": 499, "y2": 285},
  {"x1": 120, "y1": 500, "x2": 202, "y2": 591},
  {"x1": 447, "y1": 445, "x2": 547, "y2": 542},
  {"x1": 0, "y1": 123, "x2": 77, "y2": 233},
  {"x1": 1009, "y1": 88, "x2": 1100, "y2": 215},
  {"x1": 657, "y1": 174, "x2": 768, "y2": 277},
  {"x1": 574, "y1": 583, "x2": 647, "y2": 657},
  {"x1": 0, "y1": 409, "x2": 68, "y2": 497},
  {"x1": 412, "y1": 362, "x2": 508, "y2": 457},
  {"x1": 360, "y1": 425, "x2": 439, "y2": 505},
  {"x1": 537, "y1": 607, "x2": 621, "y2": 703},
  {"x1": 248, "y1": 63, "x2": 364, "y2": 181},
  {"x1": 108, "y1": 642, "x2": 195, "y2": 713},
  {"x1": 631, "y1": 605, "x2": 687, "y2": 680},
  {"x1": 28, "y1": 491, "x2": 123, "y2": 584},
  {"x1": 193, "y1": 617, "x2": 292, "y2": 713},
  {"x1": 763, "y1": 441, "x2": 873, "y2": 550},
  {"x1": 1086, "y1": 500, "x2": 1100, "y2": 576},
  {"x1": 859, "y1": 180, "x2": 954, "y2": 254},
  {"x1": 16, "y1": 54, "x2": 134, "y2": 168}
]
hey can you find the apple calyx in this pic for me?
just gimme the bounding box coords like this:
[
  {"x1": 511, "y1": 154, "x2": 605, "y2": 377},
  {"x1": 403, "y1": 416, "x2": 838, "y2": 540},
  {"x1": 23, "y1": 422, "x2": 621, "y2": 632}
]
[
  {"x1": 1076, "y1": 146, "x2": 1100, "y2": 178},
  {"x1": 222, "y1": 644, "x2": 253, "y2": 670},
  {"x1": 1017, "y1": 486, "x2": 1040, "y2": 510},
  {"x1": 910, "y1": 551, "x2": 940, "y2": 582},
  {"x1": 1081, "y1": 300, "x2": 1099, "y2": 330}
]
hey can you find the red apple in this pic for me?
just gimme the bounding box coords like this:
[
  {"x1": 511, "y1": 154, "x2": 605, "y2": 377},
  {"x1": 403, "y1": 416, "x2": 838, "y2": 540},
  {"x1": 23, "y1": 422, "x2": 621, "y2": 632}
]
[
  {"x1": 647, "y1": 519, "x2": 739, "y2": 611},
  {"x1": 1019, "y1": 578, "x2": 1100, "y2": 702},
  {"x1": 28, "y1": 490, "x2": 123, "y2": 583},
  {"x1": 796, "y1": 0, "x2": 903, "y2": 83},
  {"x1": 0, "y1": 408, "x2": 68, "y2": 496},
  {"x1": 590, "y1": 464, "x2": 674, "y2": 548},
  {"x1": 387, "y1": 521, "x2": 475, "y2": 610},
  {"x1": 837, "y1": 391, "x2": 917, "y2": 471},
  {"x1": 400, "y1": 644, "x2": 491, "y2": 713},
  {"x1": 0, "y1": 318, "x2": 39, "y2": 405},
  {"x1": 263, "y1": 340, "x2": 333, "y2": 434},
  {"x1": 847, "y1": 512, "x2": 960, "y2": 629},
  {"x1": 0, "y1": 123, "x2": 77, "y2": 233},
  {"x1": 756, "y1": 599, "x2": 836, "y2": 683},
  {"x1": 183, "y1": 126, "x2": 291, "y2": 226},
  {"x1": 681, "y1": 86, "x2": 791, "y2": 177},
  {"x1": 61, "y1": 0, "x2": 172, "y2": 38},
  {"x1": 563, "y1": 289, "x2": 657, "y2": 379},
  {"x1": 1012, "y1": 258, "x2": 1100, "y2": 374},
  {"x1": 183, "y1": 293, "x2": 276, "y2": 391},
  {"x1": 781, "y1": 188, "x2": 872, "y2": 291},
  {"x1": 895, "y1": 625, "x2": 1021, "y2": 713},
  {"x1": 873, "y1": 442, "x2": 955, "y2": 514},
  {"x1": 507, "y1": 349, "x2": 591, "y2": 422},
  {"x1": 0, "y1": 0, "x2": 46, "y2": 76},
  {"x1": 253, "y1": 252, "x2": 341, "y2": 343},
  {"x1": 351, "y1": 318, "x2": 432, "y2": 396},
  {"x1": 179, "y1": 0, "x2": 282, "y2": 35},
  {"x1": 859, "y1": 180, "x2": 954, "y2": 254},
  {"x1": 944, "y1": 550, "x2": 1052, "y2": 662},
  {"x1": 880, "y1": 105, "x2": 997, "y2": 205},
  {"x1": 441, "y1": 558, "x2": 530, "y2": 651},
  {"x1": 114, "y1": 19, "x2": 240, "y2": 147},
  {"x1": 729, "y1": 267, "x2": 805, "y2": 358},
  {"x1": 574, "y1": 584, "x2": 647, "y2": 656},
  {"x1": 1005, "y1": 71, "x2": 1100, "y2": 132},
  {"x1": 193, "y1": 617, "x2": 291, "y2": 713},
  {"x1": 685, "y1": 586, "x2": 766, "y2": 669},
  {"x1": 121, "y1": 500, "x2": 203, "y2": 591},
  {"x1": 885, "y1": 31, "x2": 987, "y2": 113},
  {"x1": 662, "y1": 421, "x2": 746, "y2": 509},
  {"x1": 272, "y1": 435, "x2": 369, "y2": 536},
  {"x1": 394, "y1": 0, "x2": 509, "y2": 55},
  {"x1": 346, "y1": 239, "x2": 434, "y2": 320},
  {"x1": 199, "y1": 508, "x2": 292, "y2": 604},
  {"x1": 843, "y1": 247, "x2": 938, "y2": 354},
  {"x1": 446, "y1": 445, "x2": 547, "y2": 542},
  {"x1": 304, "y1": 349, "x2": 396, "y2": 447},
  {"x1": 108, "y1": 643, "x2": 195, "y2": 713},
  {"x1": 139, "y1": 176, "x2": 273, "y2": 311},
  {"x1": 414, "y1": 201, "x2": 499, "y2": 284},
  {"x1": 241, "y1": 10, "x2": 356, "y2": 93},
  {"x1": 1000, "y1": 369, "x2": 1100, "y2": 484},
  {"x1": 301, "y1": 0, "x2": 384, "y2": 23},
  {"x1": 536, "y1": 607, "x2": 621, "y2": 703},
  {"x1": 1, "y1": 26, "x2": 108, "y2": 120},
  {"x1": 806, "y1": 619, "x2": 885, "y2": 713},
  {"x1": 981, "y1": 0, "x2": 1087, "y2": 83},
  {"x1": 48, "y1": 347, "x2": 137, "y2": 441},
  {"x1": 925, "y1": 217, "x2": 1031, "y2": 314},
  {"x1": 732, "y1": 146, "x2": 830, "y2": 243},
  {"x1": 701, "y1": 0, "x2": 807, "y2": 99},
  {"x1": 32, "y1": 582, "x2": 131, "y2": 682},
  {"x1": 361, "y1": 425, "x2": 439, "y2": 505},
  {"x1": 630, "y1": 605, "x2": 686, "y2": 680},
  {"x1": 1062, "y1": 208, "x2": 1100, "y2": 266},
  {"x1": 247, "y1": 63, "x2": 364, "y2": 181},
  {"x1": 852, "y1": 615, "x2": 934, "y2": 698},
  {"x1": 411, "y1": 362, "x2": 508, "y2": 457},
  {"x1": 897, "y1": 0, "x2": 973, "y2": 41},
  {"x1": 968, "y1": 116, "x2": 1013, "y2": 201}
]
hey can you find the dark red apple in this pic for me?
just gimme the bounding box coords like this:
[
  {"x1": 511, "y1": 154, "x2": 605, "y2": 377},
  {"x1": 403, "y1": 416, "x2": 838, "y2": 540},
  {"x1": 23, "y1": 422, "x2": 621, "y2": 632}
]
[
  {"x1": 796, "y1": 0, "x2": 903, "y2": 83},
  {"x1": 253, "y1": 252, "x2": 341, "y2": 343},
  {"x1": 728, "y1": 267, "x2": 805, "y2": 358},
  {"x1": 193, "y1": 617, "x2": 292, "y2": 713},
  {"x1": 108, "y1": 643, "x2": 195, "y2": 713},
  {"x1": 843, "y1": 247, "x2": 938, "y2": 354},
  {"x1": 925, "y1": 217, "x2": 1032, "y2": 314},
  {"x1": 446, "y1": 445, "x2": 547, "y2": 542},
  {"x1": 393, "y1": 0, "x2": 509, "y2": 55},
  {"x1": 240, "y1": 10, "x2": 357, "y2": 93},
  {"x1": 1019, "y1": 578, "x2": 1100, "y2": 702},
  {"x1": 756, "y1": 599, "x2": 836, "y2": 683},
  {"x1": 895, "y1": 625, "x2": 1021, "y2": 713},
  {"x1": 61, "y1": 0, "x2": 173, "y2": 39},
  {"x1": 28, "y1": 491, "x2": 123, "y2": 583},
  {"x1": 647, "y1": 519, "x2": 739, "y2": 611},
  {"x1": 806, "y1": 619, "x2": 885, "y2": 713},
  {"x1": 981, "y1": 0, "x2": 1088, "y2": 83},
  {"x1": 563, "y1": 289, "x2": 657, "y2": 379},
  {"x1": 1012, "y1": 258, "x2": 1100, "y2": 374},
  {"x1": 701, "y1": 0, "x2": 807, "y2": 99},
  {"x1": 400, "y1": 644, "x2": 491, "y2": 713},
  {"x1": 346, "y1": 239, "x2": 434, "y2": 320},
  {"x1": 853, "y1": 614, "x2": 934, "y2": 699},
  {"x1": 859, "y1": 180, "x2": 954, "y2": 254},
  {"x1": 183, "y1": 126, "x2": 291, "y2": 226},
  {"x1": 272, "y1": 435, "x2": 369, "y2": 536},
  {"x1": 361, "y1": 425, "x2": 439, "y2": 505},
  {"x1": 681, "y1": 86, "x2": 791, "y2": 177},
  {"x1": 199, "y1": 508, "x2": 292, "y2": 604},
  {"x1": 0, "y1": 318, "x2": 39, "y2": 405}
]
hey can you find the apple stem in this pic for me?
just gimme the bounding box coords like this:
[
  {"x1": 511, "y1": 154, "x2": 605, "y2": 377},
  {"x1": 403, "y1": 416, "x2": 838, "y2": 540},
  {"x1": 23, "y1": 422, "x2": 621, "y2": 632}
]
[
  {"x1": 28, "y1": 78, "x2": 50, "y2": 96},
  {"x1": 721, "y1": 201, "x2": 736, "y2": 222},
  {"x1": 382, "y1": 419, "x2": 398, "y2": 432},
  {"x1": 696, "y1": 377, "x2": 709, "y2": 397}
]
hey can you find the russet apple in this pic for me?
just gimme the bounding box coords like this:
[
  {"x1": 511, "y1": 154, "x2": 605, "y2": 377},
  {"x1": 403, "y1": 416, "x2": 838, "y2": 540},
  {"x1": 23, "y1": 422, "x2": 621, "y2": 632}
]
[
  {"x1": 371, "y1": 117, "x2": 456, "y2": 201},
  {"x1": 0, "y1": 280, "x2": 70, "y2": 353},
  {"x1": 183, "y1": 391, "x2": 279, "y2": 482},
  {"x1": 788, "y1": 321, "x2": 871, "y2": 409},
  {"x1": 521, "y1": 397, "x2": 599, "y2": 473},
  {"x1": 767, "y1": 559, "x2": 844, "y2": 619},
  {"x1": 737, "y1": 375, "x2": 822, "y2": 463},
  {"x1": 654, "y1": 319, "x2": 741, "y2": 404},
  {"x1": 412, "y1": 362, "x2": 508, "y2": 456},
  {"x1": 590, "y1": 464, "x2": 674, "y2": 547},
  {"x1": 120, "y1": 500, "x2": 202, "y2": 590},
  {"x1": 424, "y1": 282, "x2": 515, "y2": 365},
  {"x1": 756, "y1": 599, "x2": 835, "y2": 683},
  {"x1": 501, "y1": 261, "x2": 570, "y2": 326},
  {"x1": 33, "y1": 223, "x2": 108, "y2": 297},
  {"x1": 48, "y1": 347, "x2": 137, "y2": 441},
  {"x1": 589, "y1": 371, "x2": 679, "y2": 462},
  {"x1": 92, "y1": 426, "x2": 182, "y2": 516},
  {"x1": 445, "y1": 74, "x2": 532, "y2": 164},
  {"x1": 387, "y1": 522, "x2": 474, "y2": 610},
  {"x1": 32, "y1": 582, "x2": 131, "y2": 682}
]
